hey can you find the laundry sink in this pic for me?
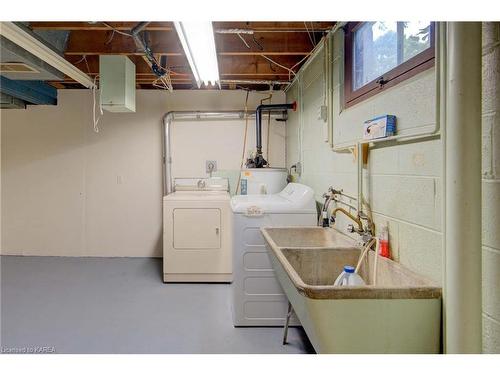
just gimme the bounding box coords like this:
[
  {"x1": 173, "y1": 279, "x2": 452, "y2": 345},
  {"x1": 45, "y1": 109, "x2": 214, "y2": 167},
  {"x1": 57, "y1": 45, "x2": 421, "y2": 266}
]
[
  {"x1": 261, "y1": 226, "x2": 442, "y2": 354},
  {"x1": 262, "y1": 226, "x2": 355, "y2": 248}
]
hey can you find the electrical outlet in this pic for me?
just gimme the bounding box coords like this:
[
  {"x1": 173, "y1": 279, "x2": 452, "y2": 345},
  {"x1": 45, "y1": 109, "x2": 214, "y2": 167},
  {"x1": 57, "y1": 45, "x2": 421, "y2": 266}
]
[
  {"x1": 293, "y1": 161, "x2": 302, "y2": 176},
  {"x1": 206, "y1": 160, "x2": 217, "y2": 174}
]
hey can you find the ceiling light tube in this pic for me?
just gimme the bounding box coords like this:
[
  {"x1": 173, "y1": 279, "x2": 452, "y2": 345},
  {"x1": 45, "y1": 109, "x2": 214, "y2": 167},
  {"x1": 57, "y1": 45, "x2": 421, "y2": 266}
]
[{"x1": 174, "y1": 21, "x2": 220, "y2": 88}]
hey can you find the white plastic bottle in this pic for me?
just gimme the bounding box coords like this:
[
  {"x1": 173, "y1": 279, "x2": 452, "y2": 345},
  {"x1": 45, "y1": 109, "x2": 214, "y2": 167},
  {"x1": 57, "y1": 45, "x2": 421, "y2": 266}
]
[{"x1": 334, "y1": 265, "x2": 366, "y2": 286}]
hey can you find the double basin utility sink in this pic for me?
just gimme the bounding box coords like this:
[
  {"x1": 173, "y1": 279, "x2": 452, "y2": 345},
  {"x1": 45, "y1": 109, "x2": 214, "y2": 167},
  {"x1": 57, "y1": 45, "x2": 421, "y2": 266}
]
[{"x1": 261, "y1": 227, "x2": 442, "y2": 354}]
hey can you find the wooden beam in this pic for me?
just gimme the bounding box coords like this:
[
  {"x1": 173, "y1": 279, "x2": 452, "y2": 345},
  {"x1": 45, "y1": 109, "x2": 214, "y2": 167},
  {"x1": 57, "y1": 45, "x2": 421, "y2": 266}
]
[
  {"x1": 65, "y1": 30, "x2": 183, "y2": 55},
  {"x1": 213, "y1": 21, "x2": 334, "y2": 32},
  {"x1": 218, "y1": 55, "x2": 307, "y2": 74},
  {"x1": 48, "y1": 81, "x2": 66, "y2": 89},
  {"x1": 66, "y1": 54, "x2": 190, "y2": 74},
  {"x1": 29, "y1": 22, "x2": 173, "y2": 31},
  {"x1": 65, "y1": 29, "x2": 316, "y2": 56},
  {"x1": 219, "y1": 52, "x2": 310, "y2": 56},
  {"x1": 30, "y1": 21, "x2": 334, "y2": 33},
  {"x1": 64, "y1": 54, "x2": 307, "y2": 79},
  {"x1": 215, "y1": 32, "x2": 321, "y2": 53},
  {"x1": 51, "y1": 77, "x2": 194, "y2": 84},
  {"x1": 220, "y1": 73, "x2": 290, "y2": 76}
]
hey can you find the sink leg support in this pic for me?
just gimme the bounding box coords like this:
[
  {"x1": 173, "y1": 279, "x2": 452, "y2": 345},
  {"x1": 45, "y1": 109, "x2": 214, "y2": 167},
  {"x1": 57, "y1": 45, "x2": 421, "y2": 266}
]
[{"x1": 282, "y1": 301, "x2": 293, "y2": 345}]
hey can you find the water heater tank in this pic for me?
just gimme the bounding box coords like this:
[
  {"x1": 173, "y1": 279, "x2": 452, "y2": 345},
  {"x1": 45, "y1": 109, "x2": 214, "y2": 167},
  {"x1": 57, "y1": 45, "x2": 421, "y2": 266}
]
[{"x1": 239, "y1": 168, "x2": 287, "y2": 195}]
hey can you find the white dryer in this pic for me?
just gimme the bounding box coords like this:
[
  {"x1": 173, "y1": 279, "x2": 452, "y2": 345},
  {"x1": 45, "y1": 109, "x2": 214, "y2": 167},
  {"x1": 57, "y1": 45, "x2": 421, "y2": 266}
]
[
  {"x1": 230, "y1": 183, "x2": 317, "y2": 326},
  {"x1": 163, "y1": 178, "x2": 232, "y2": 283}
]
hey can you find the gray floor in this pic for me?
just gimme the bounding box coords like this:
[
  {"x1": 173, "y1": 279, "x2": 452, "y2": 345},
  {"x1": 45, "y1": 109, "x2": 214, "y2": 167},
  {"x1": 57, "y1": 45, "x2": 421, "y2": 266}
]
[{"x1": 0, "y1": 256, "x2": 313, "y2": 354}]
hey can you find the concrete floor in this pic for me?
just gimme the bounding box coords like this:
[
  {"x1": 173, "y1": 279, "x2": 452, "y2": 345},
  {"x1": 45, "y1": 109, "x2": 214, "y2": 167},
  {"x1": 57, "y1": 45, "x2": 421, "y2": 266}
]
[{"x1": 0, "y1": 256, "x2": 313, "y2": 354}]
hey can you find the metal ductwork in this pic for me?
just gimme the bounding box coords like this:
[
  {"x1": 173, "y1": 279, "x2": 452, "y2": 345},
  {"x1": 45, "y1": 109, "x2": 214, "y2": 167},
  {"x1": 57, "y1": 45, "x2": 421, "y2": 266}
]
[
  {"x1": 0, "y1": 35, "x2": 65, "y2": 81},
  {"x1": 0, "y1": 22, "x2": 95, "y2": 108},
  {"x1": 1, "y1": 92, "x2": 25, "y2": 109}
]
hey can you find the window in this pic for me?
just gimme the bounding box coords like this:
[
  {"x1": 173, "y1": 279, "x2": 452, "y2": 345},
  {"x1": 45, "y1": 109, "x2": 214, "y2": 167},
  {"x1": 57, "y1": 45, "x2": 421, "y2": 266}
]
[{"x1": 344, "y1": 22, "x2": 435, "y2": 107}]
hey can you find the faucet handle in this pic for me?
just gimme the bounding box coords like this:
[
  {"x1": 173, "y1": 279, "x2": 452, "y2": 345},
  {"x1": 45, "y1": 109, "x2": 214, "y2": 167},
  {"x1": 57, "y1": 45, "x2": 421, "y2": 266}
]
[{"x1": 329, "y1": 187, "x2": 342, "y2": 195}]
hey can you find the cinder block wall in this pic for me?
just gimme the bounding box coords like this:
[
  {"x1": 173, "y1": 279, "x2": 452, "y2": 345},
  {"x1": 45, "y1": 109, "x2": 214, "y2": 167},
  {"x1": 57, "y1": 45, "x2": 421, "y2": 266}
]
[
  {"x1": 481, "y1": 22, "x2": 500, "y2": 354},
  {"x1": 286, "y1": 34, "x2": 442, "y2": 284},
  {"x1": 286, "y1": 23, "x2": 500, "y2": 353}
]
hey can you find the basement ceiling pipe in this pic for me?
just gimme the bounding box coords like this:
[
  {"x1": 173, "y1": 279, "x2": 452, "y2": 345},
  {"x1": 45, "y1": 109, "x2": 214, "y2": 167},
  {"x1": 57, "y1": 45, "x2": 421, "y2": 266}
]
[{"x1": 443, "y1": 22, "x2": 482, "y2": 353}]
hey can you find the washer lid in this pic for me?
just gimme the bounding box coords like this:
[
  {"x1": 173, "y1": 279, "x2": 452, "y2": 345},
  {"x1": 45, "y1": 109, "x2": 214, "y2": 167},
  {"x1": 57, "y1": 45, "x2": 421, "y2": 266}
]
[
  {"x1": 164, "y1": 191, "x2": 230, "y2": 201},
  {"x1": 230, "y1": 183, "x2": 317, "y2": 214}
]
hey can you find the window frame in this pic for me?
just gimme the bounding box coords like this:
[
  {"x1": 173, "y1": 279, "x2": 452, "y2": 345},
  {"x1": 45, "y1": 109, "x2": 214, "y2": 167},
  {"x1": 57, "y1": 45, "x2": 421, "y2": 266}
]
[{"x1": 343, "y1": 22, "x2": 435, "y2": 108}]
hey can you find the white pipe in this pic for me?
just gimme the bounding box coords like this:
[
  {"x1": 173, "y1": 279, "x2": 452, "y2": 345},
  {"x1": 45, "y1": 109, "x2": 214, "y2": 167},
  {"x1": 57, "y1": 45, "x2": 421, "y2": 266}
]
[
  {"x1": 372, "y1": 238, "x2": 380, "y2": 285},
  {"x1": 354, "y1": 238, "x2": 380, "y2": 286},
  {"x1": 356, "y1": 142, "x2": 363, "y2": 214},
  {"x1": 215, "y1": 29, "x2": 254, "y2": 35},
  {"x1": 354, "y1": 238, "x2": 374, "y2": 273},
  {"x1": 221, "y1": 79, "x2": 291, "y2": 86},
  {"x1": 443, "y1": 22, "x2": 482, "y2": 354}
]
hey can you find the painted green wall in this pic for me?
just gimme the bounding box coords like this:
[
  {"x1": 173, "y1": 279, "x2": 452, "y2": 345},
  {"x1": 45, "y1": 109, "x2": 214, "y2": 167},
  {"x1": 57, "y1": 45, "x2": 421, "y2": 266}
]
[{"x1": 286, "y1": 23, "x2": 500, "y2": 354}]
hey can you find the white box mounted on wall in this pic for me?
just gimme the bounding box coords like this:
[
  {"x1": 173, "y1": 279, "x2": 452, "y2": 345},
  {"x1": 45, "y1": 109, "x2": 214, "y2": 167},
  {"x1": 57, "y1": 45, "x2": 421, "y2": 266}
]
[{"x1": 99, "y1": 55, "x2": 136, "y2": 113}]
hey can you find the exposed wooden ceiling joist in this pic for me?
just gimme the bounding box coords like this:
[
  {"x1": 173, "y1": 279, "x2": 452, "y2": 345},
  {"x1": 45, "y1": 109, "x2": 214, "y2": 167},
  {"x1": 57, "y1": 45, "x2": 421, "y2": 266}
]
[
  {"x1": 64, "y1": 30, "x2": 183, "y2": 55},
  {"x1": 67, "y1": 54, "x2": 305, "y2": 76},
  {"x1": 214, "y1": 32, "x2": 322, "y2": 53},
  {"x1": 64, "y1": 30, "x2": 318, "y2": 56},
  {"x1": 31, "y1": 21, "x2": 332, "y2": 33},
  {"x1": 29, "y1": 22, "x2": 173, "y2": 31},
  {"x1": 28, "y1": 21, "x2": 335, "y2": 90},
  {"x1": 213, "y1": 21, "x2": 333, "y2": 32}
]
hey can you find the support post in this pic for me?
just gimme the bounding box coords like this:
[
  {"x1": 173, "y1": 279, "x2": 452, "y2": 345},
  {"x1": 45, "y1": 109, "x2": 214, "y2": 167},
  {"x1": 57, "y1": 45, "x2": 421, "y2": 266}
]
[{"x1": 444, "y1": 22, "x2": 482, "y2": 353}]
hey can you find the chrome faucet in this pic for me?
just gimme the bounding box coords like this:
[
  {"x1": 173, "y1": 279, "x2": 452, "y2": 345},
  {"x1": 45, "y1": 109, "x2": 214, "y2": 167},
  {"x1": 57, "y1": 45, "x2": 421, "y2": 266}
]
[
  {"x1": 322, "y1": 187, "x2": 374, "y2": 242},
  {"x1": 319, "y1": 187, "x2": 342, "y2": 227}
]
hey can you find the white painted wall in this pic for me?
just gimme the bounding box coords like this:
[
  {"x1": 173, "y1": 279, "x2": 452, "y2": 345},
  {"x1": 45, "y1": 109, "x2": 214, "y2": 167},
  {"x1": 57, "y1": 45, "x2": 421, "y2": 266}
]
[
  {"x1": 1, "y1": 89, "x2": 285, "y2": 257},
  {"x1": 481, "y1": 22, "x2": 500, "y2": 354}
]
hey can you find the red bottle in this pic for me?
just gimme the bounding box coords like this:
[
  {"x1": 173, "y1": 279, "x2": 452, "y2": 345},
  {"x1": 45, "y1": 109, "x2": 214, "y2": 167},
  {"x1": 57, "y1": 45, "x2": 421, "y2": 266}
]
[{"x1": 379, "y1": 224, "x2": 391, "y2": 258}]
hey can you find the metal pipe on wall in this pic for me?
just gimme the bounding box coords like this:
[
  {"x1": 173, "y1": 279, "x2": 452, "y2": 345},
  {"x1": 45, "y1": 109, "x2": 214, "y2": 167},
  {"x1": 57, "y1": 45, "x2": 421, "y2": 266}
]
[
  {"x1": 443, "y1": 22, "x2": 482, "y2": 354},
  {"x1": 255, "y1": 103, "x2": 296, "y2": 154},
  {"x1": 162, "y1": 110, "x2": 284, "y2": 195}
]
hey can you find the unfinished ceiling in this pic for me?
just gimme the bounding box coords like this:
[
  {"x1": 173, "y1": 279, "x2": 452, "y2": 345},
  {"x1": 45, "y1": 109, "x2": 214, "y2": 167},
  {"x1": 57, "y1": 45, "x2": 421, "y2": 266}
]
[{"x1": 27, "y1": 21, "x2": 335, "y2": 90}]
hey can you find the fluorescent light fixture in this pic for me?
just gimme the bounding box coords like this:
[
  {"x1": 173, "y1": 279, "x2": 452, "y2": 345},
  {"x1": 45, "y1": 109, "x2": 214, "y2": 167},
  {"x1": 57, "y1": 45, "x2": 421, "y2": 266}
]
[
  {"x1": 174, "y1": 21, "x2": 220, "y2": 88},
  {"x1": 0, "y1": 22, "x2": 95, "y2": 88}
]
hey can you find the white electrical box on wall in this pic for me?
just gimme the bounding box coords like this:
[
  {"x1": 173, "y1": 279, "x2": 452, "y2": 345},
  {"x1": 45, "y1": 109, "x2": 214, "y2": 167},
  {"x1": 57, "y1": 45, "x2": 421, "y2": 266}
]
[{"x1": 99, "y1": 55, "x2": 136, "y2": 113}]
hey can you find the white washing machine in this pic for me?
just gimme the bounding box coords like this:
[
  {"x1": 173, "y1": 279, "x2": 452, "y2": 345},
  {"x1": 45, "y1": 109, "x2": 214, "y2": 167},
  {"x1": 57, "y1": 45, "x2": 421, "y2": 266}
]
[
  {"x1": 163, "y1": 178, "x2": 232, "y2": 283},
  {"x1": 230, "y1": 183, "x2": 317, "y2": 326}
]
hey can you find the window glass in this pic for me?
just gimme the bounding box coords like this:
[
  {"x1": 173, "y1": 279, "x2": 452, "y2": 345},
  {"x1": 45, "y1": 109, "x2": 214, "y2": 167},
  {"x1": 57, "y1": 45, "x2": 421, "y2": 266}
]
[
  {"x1": 402, "y1": 21, "x2": 432, "y2": 61},
  {"x1": 352, "y1": 21, "x2": 431, "y2": 91}
]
